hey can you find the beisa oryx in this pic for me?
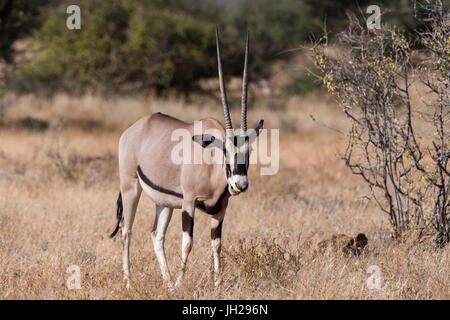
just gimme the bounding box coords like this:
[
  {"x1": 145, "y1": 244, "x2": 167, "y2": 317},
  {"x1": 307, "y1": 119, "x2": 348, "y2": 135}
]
[{"x1": 110, "y1": 28, "x2": 264, "y2": 288}]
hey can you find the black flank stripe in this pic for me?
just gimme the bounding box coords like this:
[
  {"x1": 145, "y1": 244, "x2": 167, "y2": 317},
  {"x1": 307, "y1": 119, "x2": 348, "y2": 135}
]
[{"x1": 137, "y1": 166, "x2": 183, "y2": 198}]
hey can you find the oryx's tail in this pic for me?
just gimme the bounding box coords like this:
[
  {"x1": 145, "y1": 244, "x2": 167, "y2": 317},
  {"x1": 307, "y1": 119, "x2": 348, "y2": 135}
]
[{"x1": 109, "y1": 192, "x2": 123, "y2": 238}]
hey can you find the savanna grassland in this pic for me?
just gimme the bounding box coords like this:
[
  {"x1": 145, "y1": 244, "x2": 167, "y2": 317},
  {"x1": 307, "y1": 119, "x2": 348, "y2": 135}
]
[{"x1": 0, "y1": 87, "x2": 448, "y2": 300}]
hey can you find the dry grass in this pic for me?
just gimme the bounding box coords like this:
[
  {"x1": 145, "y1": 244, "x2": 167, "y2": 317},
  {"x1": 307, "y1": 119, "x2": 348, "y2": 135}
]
[{"x1": 0, "y1": 92, "x2": 448, "y2": 300}]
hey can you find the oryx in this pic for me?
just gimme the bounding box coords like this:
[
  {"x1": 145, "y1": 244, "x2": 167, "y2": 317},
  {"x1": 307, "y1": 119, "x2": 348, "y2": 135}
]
[{"x1": 110, "y1": 28, "x2": 264, "y2": 288}]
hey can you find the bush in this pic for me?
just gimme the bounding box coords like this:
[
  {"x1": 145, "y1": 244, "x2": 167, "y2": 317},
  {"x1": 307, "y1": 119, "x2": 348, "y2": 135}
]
[
  {"x1": 12, "y1": 0, "x2": 216, "y2": 95},
  {"x1": 220, "y1": 0, "x2": 319, "y2": 79},
  {"x1": 0, "y1": 0, "x2": 46, "y2": 63},
  {"x1": 304, "y1": 0, "x2": 420, "y2": 35},
  {"x1": 8, "y1": 0, "x2": 426, "y2": 96},
  {"x1": 312, "y1": 1, "x2": 449, "y2": 246},
  {"x1": 282, "y1": 64, "x2": 321, "y2": 96}
]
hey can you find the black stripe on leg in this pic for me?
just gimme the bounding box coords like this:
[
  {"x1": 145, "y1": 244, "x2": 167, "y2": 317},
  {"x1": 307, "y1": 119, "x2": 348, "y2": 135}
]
[
  {"x1": 211, "y1": 220, "x2": 223, "y2": 240},
  {"x1": 182, "y1": 211, "x2": 194, "y2": 236}
]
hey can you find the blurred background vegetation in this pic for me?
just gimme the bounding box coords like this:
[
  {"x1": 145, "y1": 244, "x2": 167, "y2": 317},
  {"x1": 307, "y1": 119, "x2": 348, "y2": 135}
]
[{"x1": 0, "y1": 0, "x2": 436, "y2": 97}]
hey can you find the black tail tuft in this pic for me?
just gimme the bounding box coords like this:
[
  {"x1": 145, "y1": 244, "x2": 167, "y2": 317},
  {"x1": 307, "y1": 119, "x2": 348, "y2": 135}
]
[{"x1": 109, "y1": 192, "x2": 123, "y2": 238}]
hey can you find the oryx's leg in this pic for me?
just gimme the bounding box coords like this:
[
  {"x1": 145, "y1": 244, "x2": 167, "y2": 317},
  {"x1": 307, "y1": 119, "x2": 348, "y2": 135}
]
[
  {"x1": 120, "y1": 177, "x2": 142, "y2": 288},
  {"x1": 175, "y1": 201, "x2": 195, "y2": 287},
  {"x1": 211, "y1": 209, "x2": 225, "y2": 286},
  {"x1": 151, "y1": 206, "x2": 173, "y2": 285}
]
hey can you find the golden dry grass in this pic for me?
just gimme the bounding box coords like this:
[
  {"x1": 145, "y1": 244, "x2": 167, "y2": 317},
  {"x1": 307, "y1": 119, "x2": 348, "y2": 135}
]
[{"x1": 0, "y1": 92, "x2": 448, "y2": 299}]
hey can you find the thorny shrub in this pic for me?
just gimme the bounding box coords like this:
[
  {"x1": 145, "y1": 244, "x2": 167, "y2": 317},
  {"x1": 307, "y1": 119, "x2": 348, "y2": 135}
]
[{"x1": 312, "y1": 1, "x2": 449, "y2": 246}]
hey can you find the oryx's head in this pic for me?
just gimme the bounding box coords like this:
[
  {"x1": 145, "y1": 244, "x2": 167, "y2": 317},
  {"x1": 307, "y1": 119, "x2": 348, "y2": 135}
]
[{"x1": 193, "y1": 28, "x2": 264, "y2": 196}]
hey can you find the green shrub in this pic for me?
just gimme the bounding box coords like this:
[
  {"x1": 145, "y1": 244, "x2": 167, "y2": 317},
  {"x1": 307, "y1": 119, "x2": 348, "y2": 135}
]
[
  {"x1": 282, "y1": 65, "x2": 321, "y2": 96},
  {"x1": 220, "y1": 0, "x2": 319, "y2": 78},
  {"x1": 12, "y1": 0, "x2": 216, "y2": 95},
  {"x1": 0, "y1": 0, "x2": 47, "y2": 63}
]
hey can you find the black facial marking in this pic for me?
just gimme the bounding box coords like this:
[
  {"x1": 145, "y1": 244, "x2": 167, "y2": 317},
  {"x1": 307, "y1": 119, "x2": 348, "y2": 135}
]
[
  {"x1": 211, "y1": 220, "x2": 223, "y2": 240},
  {"x1": 232, "y1": 135, "x2": 249, "y2": 147},
  {"x1": 225, "y1": 163, "x2": 231, "y2": 179},
  {"x1": 232, "y1": 153, "x2": 248, "y2": 175},
  {"x1": 233, "y1": 163, "x2": 247, "y2": 175},
  {"x1": 137, "y1": 166, "x2": 183, "y2": 198},
  {"x1": 196, "y1": 187, "x2": 230, "y2": 215},
  {"x1": 182, "y1": 211, "x2": 194, "y2": 236}
]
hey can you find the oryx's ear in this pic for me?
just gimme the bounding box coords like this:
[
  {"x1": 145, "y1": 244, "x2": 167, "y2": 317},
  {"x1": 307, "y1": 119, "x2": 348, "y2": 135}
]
[
  {"x1": 248, "y1": 120, "x2": 264, "y2": 144},
  {"x1": 255, "y1": 119, "x2": 264, "y2": 136},
  {"x1": 192, "y1": 134, "x2": 224, "y2": 149}
]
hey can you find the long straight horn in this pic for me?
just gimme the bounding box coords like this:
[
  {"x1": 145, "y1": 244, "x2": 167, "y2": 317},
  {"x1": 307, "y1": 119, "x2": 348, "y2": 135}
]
[
  {"x1": 241, "y1": 31, "x2": 249, "y2": 132},
  {"x1": 216, "y1": 27, "x2": 232, "y2": 131}
]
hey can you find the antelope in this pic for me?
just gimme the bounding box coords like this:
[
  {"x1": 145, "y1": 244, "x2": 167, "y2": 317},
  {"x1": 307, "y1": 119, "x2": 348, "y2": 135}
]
[{"x1": 109, "y1": 28, "x2": 264, "y2": 288}]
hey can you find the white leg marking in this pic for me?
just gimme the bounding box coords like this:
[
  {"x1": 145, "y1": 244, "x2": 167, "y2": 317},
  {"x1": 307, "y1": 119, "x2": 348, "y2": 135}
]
[
  {"x1": 211, "y1": 211, "x2": 225, "y2": 287},
  {"x1": 151, "y1": 206, "x2": 173, "y2": 285},
  {"x1": 121, "y1": 228, "x2": 131, "y2": 288},
  {"x1": 120, "y1": 181, "x2": 142, "y2": 289},
  {"x1": 211, "y1": 238, "x2": 221, "y2": 286},
  {"x1": 175, "y1": 230, "x2": 193, "y2": 287}
]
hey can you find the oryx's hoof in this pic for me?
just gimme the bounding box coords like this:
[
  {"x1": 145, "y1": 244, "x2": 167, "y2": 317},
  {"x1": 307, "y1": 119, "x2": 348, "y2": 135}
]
[
  {"x1": 167, "y1": 281, "x2": 176, "y2": 293},
  {"x1": 123, "y1": 276, "x2": 131, "y2": 289},
  {"x1": 175, "y1": 270, "x2": 185, "y2": 288},
  {"x1": 214, "y1": 276, "x2": 222, "y2": 287}
]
